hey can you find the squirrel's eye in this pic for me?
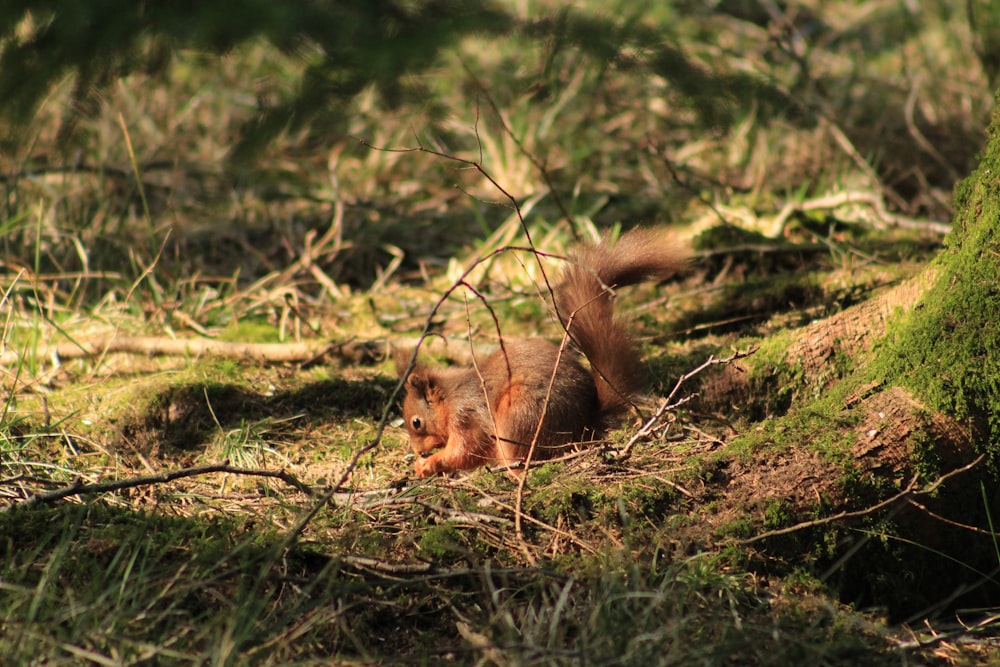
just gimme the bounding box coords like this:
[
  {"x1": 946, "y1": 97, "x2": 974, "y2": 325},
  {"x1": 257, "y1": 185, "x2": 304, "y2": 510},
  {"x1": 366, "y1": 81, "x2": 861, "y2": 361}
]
[{"x1": 411, "y1": 416, "x2": 422, "y2": 430}]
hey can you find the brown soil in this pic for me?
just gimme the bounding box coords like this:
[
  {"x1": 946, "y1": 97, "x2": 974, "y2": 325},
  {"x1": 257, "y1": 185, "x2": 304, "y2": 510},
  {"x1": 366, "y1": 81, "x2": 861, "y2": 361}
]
[{"x1": 688, "y1": 385, "x2": 977, "y2": 544}]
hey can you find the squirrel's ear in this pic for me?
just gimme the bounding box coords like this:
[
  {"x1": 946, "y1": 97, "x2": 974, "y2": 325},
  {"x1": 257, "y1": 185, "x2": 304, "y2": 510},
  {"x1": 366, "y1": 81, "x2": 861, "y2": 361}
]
[
  {"x1": 406, "y1": 370, "x2": 428, "y2": 394},
  {"x1": 394, "y1": 345, "x2": 439, "y2": 399},
  {"x1": 404, "y1": 368, "x2": 442, "y2": 402},
  {"x1": 394, "y1": 345, "x2": 417, "y2": 379}
]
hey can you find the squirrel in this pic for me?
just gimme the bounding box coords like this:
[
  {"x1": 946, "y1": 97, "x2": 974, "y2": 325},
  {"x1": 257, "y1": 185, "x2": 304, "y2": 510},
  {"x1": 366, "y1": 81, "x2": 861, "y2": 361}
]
[{"x1": 396, "y1": 227, "x2": 690, "y2": 477}]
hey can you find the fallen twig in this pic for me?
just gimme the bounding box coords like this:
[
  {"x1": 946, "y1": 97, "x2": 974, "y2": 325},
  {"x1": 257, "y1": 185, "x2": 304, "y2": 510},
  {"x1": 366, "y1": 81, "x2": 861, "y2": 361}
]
[
  {"x1": 339, "y1": 555, "x2": 432, "y2": 575},
  {"x1": 895, "y1": 610, "x2": 1000, "y2": 652},
  {"x1": 621, "y1": 467, "x2": 696, "y2": 499},
  {"x1": 713, "y1": 190, "x2": 951, "y2": 239},
  {"x1": 736, "y1": 454, "x2": 986, "y2": 545},
  {"x1": 0, "y1": 336, "x2": 367, "y2": 366},
  {"x1": 615, "y1": 346, "x2": 758, "y2": 461},
  {"x1": 770, "y1": 190, "x2": 951, "y2": 236},
  {"x1": 4, "y1": 461, "x2": 314, "y2": 511},
  {"x1": 0, "y1": 335, "x2": 479, "y2": 367}
]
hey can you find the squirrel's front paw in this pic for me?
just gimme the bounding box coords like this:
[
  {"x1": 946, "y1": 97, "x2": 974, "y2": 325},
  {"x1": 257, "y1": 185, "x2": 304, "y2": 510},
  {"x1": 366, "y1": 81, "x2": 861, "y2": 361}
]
[{"x1": 414, "y1": 456, "x2": 437, "y2": 478}]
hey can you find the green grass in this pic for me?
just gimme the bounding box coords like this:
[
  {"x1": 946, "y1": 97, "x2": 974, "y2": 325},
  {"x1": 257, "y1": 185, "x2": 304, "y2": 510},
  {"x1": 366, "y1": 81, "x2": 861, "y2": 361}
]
[{"x1": 0, "y1": 504, "x2": 907, "y2": 666}]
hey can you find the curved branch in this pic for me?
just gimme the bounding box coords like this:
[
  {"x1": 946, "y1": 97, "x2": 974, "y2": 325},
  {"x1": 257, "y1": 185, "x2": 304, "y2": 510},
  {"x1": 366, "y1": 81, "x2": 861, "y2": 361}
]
[
  {"x1": 4, "y1": 461, "x2": 314, "y2": 511},
  {"x1": 735, "y1": 454, "x2": 985, "y2": 545}
]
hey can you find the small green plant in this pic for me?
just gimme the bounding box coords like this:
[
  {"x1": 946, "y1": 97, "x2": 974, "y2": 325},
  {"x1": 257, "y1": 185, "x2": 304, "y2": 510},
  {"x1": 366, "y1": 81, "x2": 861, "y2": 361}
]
[
  {"x1": 418, "y1": 523, "x2": 465, "y2": 560},
  {"x1": 213, "y1": 417, "x2": 296, "y2": 470}
]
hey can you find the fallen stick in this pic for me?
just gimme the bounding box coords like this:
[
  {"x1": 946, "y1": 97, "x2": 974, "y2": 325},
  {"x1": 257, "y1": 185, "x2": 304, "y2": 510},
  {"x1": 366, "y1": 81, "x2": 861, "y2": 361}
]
[
  {"x1": 0, "y1": 335, "x2": 475, "y2": 367},
  {"x1": 3, "y1": 460, "x2": 314, "y2": 511},
  {"x1": 1, "y1": 337, "x2": 365, "y2": 366}
]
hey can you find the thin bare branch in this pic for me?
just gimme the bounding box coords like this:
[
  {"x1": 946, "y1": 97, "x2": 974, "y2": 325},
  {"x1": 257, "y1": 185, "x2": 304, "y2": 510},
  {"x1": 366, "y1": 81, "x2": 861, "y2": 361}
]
[
  {"x1": 355, "y1": 134, "x2": 561, "y2": 319},
  {"x1": 4, "y1": 461, "x2": 314, "y2": 511},
  {"x1": 616, "y1": 346, "x2": 758, "y2": 461},
  {"x1": 736, "y1": 454, "x2": 986, "y2": 545},
  {"x1": 461, "y1": 63, "x2": 580, "y2": 240}
]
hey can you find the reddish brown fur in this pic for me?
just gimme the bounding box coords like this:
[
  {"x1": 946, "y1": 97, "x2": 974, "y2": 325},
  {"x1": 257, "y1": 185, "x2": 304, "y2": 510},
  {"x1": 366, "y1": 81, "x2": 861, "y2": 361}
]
[
  {"x1": 557, "y1": 227, "x2": 691, "y2": 415},
  {"x1": 398, "y1": 228, "x2": 690, "y2": 477}
]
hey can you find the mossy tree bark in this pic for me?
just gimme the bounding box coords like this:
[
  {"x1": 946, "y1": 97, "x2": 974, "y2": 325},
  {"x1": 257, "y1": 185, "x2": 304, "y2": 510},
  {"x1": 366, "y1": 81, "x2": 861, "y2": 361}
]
[{"x1": 696, "y1": 102, "x2": 1000, "y2": 618}]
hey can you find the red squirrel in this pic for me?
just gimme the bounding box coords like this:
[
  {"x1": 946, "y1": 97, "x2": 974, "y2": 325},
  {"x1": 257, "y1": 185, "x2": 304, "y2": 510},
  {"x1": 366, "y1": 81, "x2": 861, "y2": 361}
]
[{"x1": 397, "y1": 228, "x2": 690, "y2": 477}]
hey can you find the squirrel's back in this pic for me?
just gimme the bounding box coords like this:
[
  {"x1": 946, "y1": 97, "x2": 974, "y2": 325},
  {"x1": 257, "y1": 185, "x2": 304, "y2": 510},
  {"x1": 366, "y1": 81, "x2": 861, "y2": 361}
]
[{"x1": 555, "y1": 227, "x2": 690, "y2": 415}]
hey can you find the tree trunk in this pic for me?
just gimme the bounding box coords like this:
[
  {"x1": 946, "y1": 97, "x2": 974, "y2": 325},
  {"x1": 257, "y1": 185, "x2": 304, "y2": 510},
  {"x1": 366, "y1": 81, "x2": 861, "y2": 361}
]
[{"x1": 689, "y1": 102, "x2": 1000, "y2": 619}]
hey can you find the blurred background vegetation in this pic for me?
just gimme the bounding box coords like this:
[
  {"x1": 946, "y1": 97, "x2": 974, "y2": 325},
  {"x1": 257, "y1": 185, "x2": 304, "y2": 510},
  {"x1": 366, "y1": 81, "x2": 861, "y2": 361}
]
[{"x1": 2, "y1": 0, "x2": 994, "y2": 318}]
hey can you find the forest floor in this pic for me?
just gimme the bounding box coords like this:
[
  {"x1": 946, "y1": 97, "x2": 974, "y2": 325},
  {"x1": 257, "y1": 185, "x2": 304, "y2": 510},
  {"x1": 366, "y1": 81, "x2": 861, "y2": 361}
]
[{"x1": 3, "y1": 1, "x2": 1000, "y2": 664}]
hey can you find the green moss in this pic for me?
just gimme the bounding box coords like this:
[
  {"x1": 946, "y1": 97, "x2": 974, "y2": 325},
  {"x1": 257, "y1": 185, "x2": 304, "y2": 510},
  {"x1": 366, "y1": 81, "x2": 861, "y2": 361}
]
[
  {"x1": 724, "y1": 390, "x2": 860, "y2": 463},
  {"x1": 526, "y1": 462, "x2": 559, "y2": 487},
  {"x1": 694, "y1": 224, "x2": 772, "y2": 250},
  {"x1": 716, "y1": 517, "x2": 754, "y2": 540},
  {"x1": 736, "y1": 331, "x2": 805, "y2": 420},
  {"x1": 205, "y1": 357, "x2": 242, "y2": 377},
  {"x1": 417, "y1": 523, "x2": 465, "y2": 559},
  {"x1": 616, "y1": 480, "x2": 679, "y2": 521},
  {"x1": 762, "y1": 498, "x2": 792, "y2": 530},
  {"x1": 524, "y1": 469, "x2": 683, "y2": 532},
  {"x1": 528, "y1": 482, "x2": 601, "y2": 526},
  {"x1": 904, "y1": 414, "x2": 948, "y2": 481},
  {"x1": 217, "y1": 320, "x2": 284, "y2": 343},
  {"x1": 873, "y1": 109, "x2": 1000, "y2": 448}
]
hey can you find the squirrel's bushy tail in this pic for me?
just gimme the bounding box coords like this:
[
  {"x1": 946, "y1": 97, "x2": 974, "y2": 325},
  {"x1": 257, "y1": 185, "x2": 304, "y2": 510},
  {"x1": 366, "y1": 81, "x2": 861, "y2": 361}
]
[{"x1": 556, "y1": 227, "x2": 690, "y2": 415}]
